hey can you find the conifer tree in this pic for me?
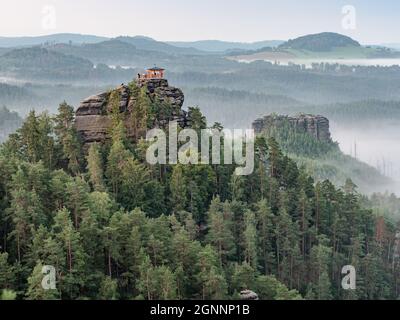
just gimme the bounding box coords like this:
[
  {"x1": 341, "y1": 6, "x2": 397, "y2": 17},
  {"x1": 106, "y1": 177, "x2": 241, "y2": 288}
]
[
  {"x1": 119, "y1": 157, "x2": 150, "y2": 211},
  {"x1": 131, "y1": 87, "x2": 150, "y2": 137},
  {"x1": 137, "y1": 252, "x2": 155, "y2": 300},
  {"x1": 106, "y1": 123, "x2": 132, "y2": 198},
  {"x1": 99, "y1": 276, "x2": 119, "y2": 300},
  {"x1": 309, "y1": 237, "x2": 333, "y2": 300},
  {"x1": 187, "y1": 107, "x2": 207, "y2": 131},
  {"x1": 65, "y1": 177, "x2": 90, "y2": 229},
  {"x1": 7, "y1": 187, "x2": 44, "y2": 262},
  {"x1": 231, "y1": 262, "x2": 257, "y2": 293},
  {"x1": 156, "y1": 265, "x2": 177, "y2": 300},
  {"x1": 19, "y1": 111, "x2": 41, "y2": 163},
  {"x1": 243, "y1": 210, "x2": 258, "y2": 269},
  {"x1": 196, "y1": 245, "x2": 227, "y2": 300},
  {"x1": 170, "y1": 165, "x2": 188, "y2": 213},
  {"x1": 86, "y1": 143, "x2": 106, "y2": 192},
  {"x1": 206, "y1": 198, "x2": 235, "y2": 267},
  {"x1": 0, "y1": 252, "x2": 14, "y2": 290},
  {"x1": 26, "y1": 261, "x2": 59, "y2": 300},
  {"x1": 52, "y1": 208, "x2": 87, "y2": 299},
  {"x1": 255, "y1": 199, "x2": 275, "y2": 274},
  {"x1": 54, "y1": 102, "x2": 82, "y2": 175},
  {"x1": 170, "y1": 226, "x2": 200, "y2": 297}
]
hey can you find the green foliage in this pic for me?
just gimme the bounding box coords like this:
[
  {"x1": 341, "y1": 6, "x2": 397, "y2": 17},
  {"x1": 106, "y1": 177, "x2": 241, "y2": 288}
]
[
  {"x1": 259, "y1": 117, "x2": 390, "y2": 193},
  {"x1": 26, "y1": 261, "x2": 59, "y2": 300},
  {"x1": 206, "y1": 198, "x2": 235, "y2": 266},
  {"x1": 262, "y1": 119, "x2": 338, "y2": 158},
  {"x1": 0, "y1": 47, "x2": 94, "y2": 80},
  {"x1": 131, "y1": 87, "x2": 150, "y2": 137},
  {"x1": 279, "y1": 32, "x2": 360, "y2": 52},
  {"x1": 5, "y1": 110, "x2": 56, "y2": 168},
  {"x1": 86, "y1": 143, "x2": 106, "y2": 192},
  {"x1": 243, "y1": 210, "x2": 258, "y2": 269},
  {"x1": 1, "y1": 289, "x2": 17, "y2": 300},
  {"x1": 188, "y1": 107, "x2": 207, "y2": 130},
  {"x1": 108, "y1": 89, "x2": 122, "y2": 126},
  {"x1": 99, "y1": 277, "x2": 119, "y2": 300},
  {"x1": 0, "y1": 104, "x2": 398, "y2": 301},
  {"x1": 0, "y1": 253, "x2": 14, "y2": 289},
  {"x1": 256, "y1": 275, "x2": 302, "y2": 300},
  {"x1": 54, "y1": 102, "x2": 83, "y2": 174}
]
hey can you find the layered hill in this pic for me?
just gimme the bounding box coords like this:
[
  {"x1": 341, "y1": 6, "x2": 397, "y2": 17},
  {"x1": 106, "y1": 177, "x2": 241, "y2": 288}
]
[
  {"x1": 279, "y1": 32, "x2": 360, "y2": 52},
  {"x1": 168, "y1": 39, "x2": 284, "y2": 52},
  {"x1": 0, "y1": 47, "x2": 94, "y2": 79},
  {"x1": 47, "y1": 39, "x2": 169, "y2": 65},
  {"x1": 230, "y1": 32, "x2": 400, "y2": 62},
  {"x1": 0, "y1": 46, "x2": 137, "y2": 82},
  {"x1": 0, "y1": 33, "x2": 108, "y2": 47},
  {"x1": 116, "y1": 36, "x2": 205, "y2": 55}
]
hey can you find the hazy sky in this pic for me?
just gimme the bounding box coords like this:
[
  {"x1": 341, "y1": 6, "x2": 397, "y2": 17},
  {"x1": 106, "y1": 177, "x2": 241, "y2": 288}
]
[{"x1": 0, "y1": 0, "x2": 399, "y2": 43}]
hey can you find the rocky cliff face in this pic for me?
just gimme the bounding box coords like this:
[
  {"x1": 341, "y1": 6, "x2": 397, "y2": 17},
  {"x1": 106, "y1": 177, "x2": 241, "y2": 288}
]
[
  {"x1": 252, "y1": 114, "x2": 332, "y2": 142},
  {"x1": 136, "y1": 78, "x2": 184, "y2": 108},
  {"x1": 75, "y1": 78, "x2": 186, "y2": 146}
]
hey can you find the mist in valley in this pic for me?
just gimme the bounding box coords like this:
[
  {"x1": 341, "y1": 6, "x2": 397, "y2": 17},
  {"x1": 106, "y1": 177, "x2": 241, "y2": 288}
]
[
  {"x1": 1, "y1": 36, "x2": 400, "y2": 198},
  {"x1": 2, "y1": 4, "x2": 400, "y2": 300},
  {"x1": 331, "y1": 121, "x2": 400, "y2": 194}
]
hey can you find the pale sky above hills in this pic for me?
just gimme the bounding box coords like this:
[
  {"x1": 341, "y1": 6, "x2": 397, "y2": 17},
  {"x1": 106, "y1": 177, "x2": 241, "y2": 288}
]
[{"x1": 0, "y1": 0, "x2": 399, "y2": 44}]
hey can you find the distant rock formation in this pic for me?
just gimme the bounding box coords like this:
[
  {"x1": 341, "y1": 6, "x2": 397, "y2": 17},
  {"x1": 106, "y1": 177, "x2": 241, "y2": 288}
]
[
  {"x1": 75, "y1": 78, "x2": 186, "y2": 146},
  {"x1": 252, "y1": 113, "x2": 332, "y2": 143}
]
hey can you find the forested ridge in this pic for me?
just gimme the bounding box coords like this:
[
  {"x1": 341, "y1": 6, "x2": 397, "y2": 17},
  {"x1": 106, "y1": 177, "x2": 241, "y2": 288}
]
[
  {"x1": 279, "y1": 32, "x2": 361, "y2": 52},
  {"x1": 255, "y1": 117, "x2": 391, "y2": 194},
  {"x1": 0, "y1": 98, "x2": 399, "y2": 300},
  {"x1": 4, "y1": 44, "x2": 400, "y2": 123}
]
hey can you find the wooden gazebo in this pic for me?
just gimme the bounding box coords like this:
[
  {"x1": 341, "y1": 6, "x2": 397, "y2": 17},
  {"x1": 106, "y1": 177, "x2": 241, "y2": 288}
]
[{"x1": 139, "y1": 66, "x2": 165, "y2": 79}]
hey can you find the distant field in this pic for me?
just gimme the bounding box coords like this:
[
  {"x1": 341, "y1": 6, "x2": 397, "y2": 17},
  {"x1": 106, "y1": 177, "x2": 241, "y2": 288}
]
[
  {"x1": 229, "y1": 46, "x2": 400, "y2": 66},
  {"x1": 228, "y1": 50, "x2": 296, "y2": 63}
]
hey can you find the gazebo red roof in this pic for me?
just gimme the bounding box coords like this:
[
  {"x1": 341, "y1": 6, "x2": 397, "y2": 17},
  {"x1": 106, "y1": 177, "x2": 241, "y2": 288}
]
[{"x1": 147, "y1": 66, "x2": 165, "y2": 71}]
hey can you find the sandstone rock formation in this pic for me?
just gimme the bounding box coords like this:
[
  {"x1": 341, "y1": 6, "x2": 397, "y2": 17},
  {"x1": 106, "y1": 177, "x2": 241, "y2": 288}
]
[
  {"x1": 75, "y1": 78, "x2": 186, "y2": 146},
  {"x1": 239, "y1": 290, "x2": 259, "y2": 300},
  {"x1": 137, "y1": 78, "x2": 184, "y2": 108},
  {"x1": 252, "y1": 113, "x2": 332, "y2": 143}
]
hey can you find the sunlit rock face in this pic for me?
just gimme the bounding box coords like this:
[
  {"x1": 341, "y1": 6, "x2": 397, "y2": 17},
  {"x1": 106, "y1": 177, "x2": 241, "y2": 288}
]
[
  {"x1": 75, "y1": 78, "x2": 187, "y2": 147},
  {"x1": 252, "y1": 113, "x2": 332, "y2": 143}
]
